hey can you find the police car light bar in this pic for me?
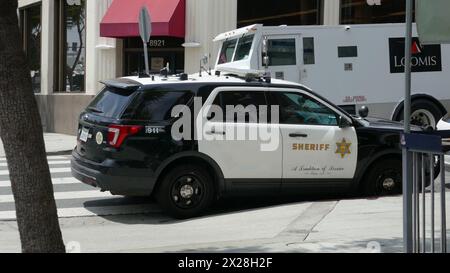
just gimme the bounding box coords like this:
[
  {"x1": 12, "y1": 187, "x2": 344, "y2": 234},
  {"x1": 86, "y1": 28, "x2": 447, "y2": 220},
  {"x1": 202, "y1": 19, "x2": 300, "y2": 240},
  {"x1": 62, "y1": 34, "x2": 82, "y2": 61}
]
[
  {"x1": 216, "y1": 66, "x2": 271, "y2": 83},
  {"x1": 216, "y1": 66, "x2": 265, "y2": 77}
]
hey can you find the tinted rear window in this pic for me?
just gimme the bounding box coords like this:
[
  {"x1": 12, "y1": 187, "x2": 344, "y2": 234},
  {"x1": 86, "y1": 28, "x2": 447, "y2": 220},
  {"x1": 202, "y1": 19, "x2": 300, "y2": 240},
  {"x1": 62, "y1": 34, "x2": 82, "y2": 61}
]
[
  {"x1": 134, "y1": 91, "x2": 194, "y2": 121},
  {"x1": 87, "y1": 87, "x2": 136, "y2": 118}
]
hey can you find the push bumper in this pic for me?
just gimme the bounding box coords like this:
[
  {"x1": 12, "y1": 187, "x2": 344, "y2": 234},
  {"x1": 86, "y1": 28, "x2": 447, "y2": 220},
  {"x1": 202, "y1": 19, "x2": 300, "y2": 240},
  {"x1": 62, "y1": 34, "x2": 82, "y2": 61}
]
[{"x1": 71, "y1": 150, "x2": 156, "y2": 196}]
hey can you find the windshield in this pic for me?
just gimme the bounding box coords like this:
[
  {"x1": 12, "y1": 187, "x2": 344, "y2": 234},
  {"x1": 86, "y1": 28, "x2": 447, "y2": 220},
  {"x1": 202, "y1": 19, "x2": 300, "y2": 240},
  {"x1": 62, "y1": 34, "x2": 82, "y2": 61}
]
[
  {"x1": 218, "y1": 38, "x2": 237, "y2": 64},
  {"x1": 234, "y1": 35, "x2": 254, "y2": 61},
  {"x1": 218, "y1": 34, "x2": 255, "y2": 64}
]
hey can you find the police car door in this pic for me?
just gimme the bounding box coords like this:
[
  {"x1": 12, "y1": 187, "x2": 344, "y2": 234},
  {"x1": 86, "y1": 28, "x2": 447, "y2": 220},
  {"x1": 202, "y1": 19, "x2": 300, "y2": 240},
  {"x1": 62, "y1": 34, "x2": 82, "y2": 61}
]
[
  {"x1": 262, "y1": 35, "x2": 301, "y2": 83},
  {"x1": 269, "y1": 88, "x2": 358, "y2": 183},
  {"x1": 197, "y1": 87, "x2": 282, "y2": 190}
]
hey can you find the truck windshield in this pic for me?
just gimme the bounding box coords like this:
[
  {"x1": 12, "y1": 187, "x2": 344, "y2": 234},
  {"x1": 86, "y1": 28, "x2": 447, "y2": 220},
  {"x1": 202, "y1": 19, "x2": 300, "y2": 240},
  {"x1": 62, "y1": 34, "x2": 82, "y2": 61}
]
[
  {"x1": 234, "y1": 35, "x2": 254, "y2": 61},
  {"x1": 218, "y1": 38, "x2": 237, "y2": 64},
  {"x1": 218, "y1": 34, "x2": 254, "y2": 64}
]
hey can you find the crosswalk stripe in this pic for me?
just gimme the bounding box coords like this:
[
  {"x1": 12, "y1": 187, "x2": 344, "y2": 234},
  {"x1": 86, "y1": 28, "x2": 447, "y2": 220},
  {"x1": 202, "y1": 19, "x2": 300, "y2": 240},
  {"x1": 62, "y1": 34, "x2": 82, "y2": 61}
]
[
  {"x1": 0, "y1": 155, "x2": 69, "y2": 163},
  {"x1": 0, "y1": 160, "x2": 70, "y2": 167},
  {"x1": 0, "y1": 204, "x2": 161, "y2": 220},
  {"x1": 0, "y1": 167, "x2": 71, "y2": 176},
  {"x1": 0, "y1": 190, "x2": 110, "y2": 203},
  {"x1": 0, "y1": 177, "x2": 80, "y2": 188}
]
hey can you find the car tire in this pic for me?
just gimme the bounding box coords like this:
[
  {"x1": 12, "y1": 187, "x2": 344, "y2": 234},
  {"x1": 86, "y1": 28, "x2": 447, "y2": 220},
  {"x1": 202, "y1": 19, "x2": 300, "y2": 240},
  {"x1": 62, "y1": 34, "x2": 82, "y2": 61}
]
[
  {"x1": 156, "y1": 164, "x2": 215, "y2": 219},
  {"x1": 363, "y1": 158, "x2": 402, "y2": 196},
  {"x1": 397, "y1": 99, "x2": 443, "y2": 128}
]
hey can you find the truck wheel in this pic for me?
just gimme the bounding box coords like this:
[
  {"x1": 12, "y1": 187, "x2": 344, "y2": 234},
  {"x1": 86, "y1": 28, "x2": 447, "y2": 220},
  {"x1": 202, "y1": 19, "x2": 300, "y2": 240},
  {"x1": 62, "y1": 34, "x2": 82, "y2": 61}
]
[
  {"x1": 397, "y1": 99, "x2": 443, "y2": 128},
  {"x1": 156, "y1": 164, "x2": 215, "y2": 219},
  {"x1": 363, "y1": 159, "x2": 402, "y2": 196}
]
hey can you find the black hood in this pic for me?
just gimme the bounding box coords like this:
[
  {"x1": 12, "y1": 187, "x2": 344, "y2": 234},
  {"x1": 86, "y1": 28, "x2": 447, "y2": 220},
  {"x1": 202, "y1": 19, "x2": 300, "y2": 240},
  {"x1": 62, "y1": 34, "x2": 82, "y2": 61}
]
[{"x1": 357, "y1": 117, "x2": 424, "y2": 132}]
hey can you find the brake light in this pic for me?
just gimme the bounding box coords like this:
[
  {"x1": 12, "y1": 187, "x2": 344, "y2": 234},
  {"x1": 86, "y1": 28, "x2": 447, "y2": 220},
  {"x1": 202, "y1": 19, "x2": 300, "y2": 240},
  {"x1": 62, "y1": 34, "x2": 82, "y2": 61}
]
[{"x1": 107, "y1": 125, "x2": 143, "y2": 148}]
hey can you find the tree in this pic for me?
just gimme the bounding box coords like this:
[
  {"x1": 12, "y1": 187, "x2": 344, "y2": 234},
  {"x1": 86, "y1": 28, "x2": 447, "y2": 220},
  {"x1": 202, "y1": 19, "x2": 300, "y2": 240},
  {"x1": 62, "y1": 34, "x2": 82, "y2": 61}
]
[{"x1": 0, "y1": 0, "x2": 65, "y2": 252}]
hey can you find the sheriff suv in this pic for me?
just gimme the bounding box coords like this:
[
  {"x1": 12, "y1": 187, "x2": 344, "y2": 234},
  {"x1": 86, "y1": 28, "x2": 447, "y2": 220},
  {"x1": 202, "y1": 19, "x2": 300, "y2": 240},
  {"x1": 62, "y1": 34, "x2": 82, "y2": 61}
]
[{"x1": 71, "y1": 72, "x2": 428, "y2": 219}]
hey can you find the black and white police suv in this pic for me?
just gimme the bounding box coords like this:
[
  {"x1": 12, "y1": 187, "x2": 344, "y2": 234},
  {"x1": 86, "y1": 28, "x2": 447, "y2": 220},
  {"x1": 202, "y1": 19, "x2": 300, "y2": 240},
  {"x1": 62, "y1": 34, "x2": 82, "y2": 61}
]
[{"x1": 71, "y1": 71, "x2": 429, "y2": 218}]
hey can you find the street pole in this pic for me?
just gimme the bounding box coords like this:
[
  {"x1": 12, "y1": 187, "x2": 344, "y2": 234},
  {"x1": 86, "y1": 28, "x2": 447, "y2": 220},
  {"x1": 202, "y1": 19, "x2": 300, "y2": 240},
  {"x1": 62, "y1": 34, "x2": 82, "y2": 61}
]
[
  {"x1": 403, "y1": 0, "x2": 414, "y2": 253},
  {"x1": 143, "y1": 42, "x2": 150, "y2": 75}
]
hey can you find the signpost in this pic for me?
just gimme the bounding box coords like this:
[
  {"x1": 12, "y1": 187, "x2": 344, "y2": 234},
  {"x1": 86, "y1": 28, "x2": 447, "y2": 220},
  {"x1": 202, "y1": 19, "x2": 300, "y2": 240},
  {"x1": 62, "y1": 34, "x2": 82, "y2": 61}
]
[
  {"x1": 139, "y1": 6, "x2": 152, "y2": 75},
  {"x1": 403, "y1": 0, "x2": 414, "y2": 253}
]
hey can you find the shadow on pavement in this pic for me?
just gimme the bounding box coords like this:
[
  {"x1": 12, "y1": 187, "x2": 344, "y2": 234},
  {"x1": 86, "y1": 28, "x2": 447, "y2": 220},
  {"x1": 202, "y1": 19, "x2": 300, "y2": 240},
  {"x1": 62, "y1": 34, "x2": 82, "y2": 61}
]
[{"x1": 82, "y1": 192, "x2": 376, "y2": 225}]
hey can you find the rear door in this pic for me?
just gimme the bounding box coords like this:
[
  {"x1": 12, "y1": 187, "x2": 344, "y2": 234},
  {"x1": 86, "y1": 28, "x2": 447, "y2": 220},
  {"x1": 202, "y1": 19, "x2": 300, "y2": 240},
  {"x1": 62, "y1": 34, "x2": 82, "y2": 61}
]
[
  {"x1": 261, "y1": 35, "x2": 302, "y2": 82},
  {"x1": 197, "y1": 87, "x2": 282, "y2": 191}
]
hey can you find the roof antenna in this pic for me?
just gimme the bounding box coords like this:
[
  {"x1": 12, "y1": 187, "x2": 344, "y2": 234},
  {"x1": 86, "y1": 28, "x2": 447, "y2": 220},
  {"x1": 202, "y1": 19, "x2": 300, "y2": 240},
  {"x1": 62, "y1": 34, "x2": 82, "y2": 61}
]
[{"x1": 199, "y1": 55, "x2": 209, "y2": 77}]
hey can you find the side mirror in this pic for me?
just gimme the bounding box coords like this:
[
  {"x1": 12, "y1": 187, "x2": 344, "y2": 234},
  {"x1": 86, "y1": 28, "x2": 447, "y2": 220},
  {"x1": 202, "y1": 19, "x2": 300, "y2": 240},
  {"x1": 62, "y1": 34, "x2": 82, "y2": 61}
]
[
  {"x1": 338, "y1": 116, "x2": 352, "y2": 128},
  {"x1": 358, "y1": 106, "x2": 369, "y2": 118}
]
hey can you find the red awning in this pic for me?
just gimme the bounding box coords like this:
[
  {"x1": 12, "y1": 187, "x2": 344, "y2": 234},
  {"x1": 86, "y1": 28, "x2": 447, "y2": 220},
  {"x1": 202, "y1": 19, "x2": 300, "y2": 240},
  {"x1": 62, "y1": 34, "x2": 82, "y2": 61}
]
[{"x1": 100, "y1": 0, "x2": 185, "y2": 38}]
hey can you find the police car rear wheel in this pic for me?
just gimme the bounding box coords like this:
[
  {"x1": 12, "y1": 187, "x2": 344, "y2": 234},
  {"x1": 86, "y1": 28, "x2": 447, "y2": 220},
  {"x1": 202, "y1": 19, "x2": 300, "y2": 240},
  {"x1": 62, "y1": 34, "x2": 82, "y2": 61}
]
[
  {"x1": 364, "y1": 159, "x2": 402, "y2": 196},
  {"x1": 156, "y1": 164, "x2": 214, "y2": 219}
]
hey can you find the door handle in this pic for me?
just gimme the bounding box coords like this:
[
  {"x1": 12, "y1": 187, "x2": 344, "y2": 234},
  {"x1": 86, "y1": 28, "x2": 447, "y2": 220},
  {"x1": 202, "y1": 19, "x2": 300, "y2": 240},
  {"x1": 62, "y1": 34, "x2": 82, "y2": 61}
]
[
  {"x1": 206, "y1": 130, "x2": 226, "y2": 136},
  {"x1": 289, "y1": 133, "x2": 308, "y2": 138}
]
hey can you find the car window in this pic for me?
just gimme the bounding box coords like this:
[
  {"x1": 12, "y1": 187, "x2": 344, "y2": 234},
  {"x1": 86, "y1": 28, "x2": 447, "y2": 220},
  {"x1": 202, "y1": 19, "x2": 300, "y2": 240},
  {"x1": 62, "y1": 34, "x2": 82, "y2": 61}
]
[
  {"x1": 271, "y1": 92, "x2": 338, "y2": 126},
  {"x1": 87, "y1": 86, "x2": 136, "y2": 118},
  {"x1": 234, "y1": 35, "x2": 254, "y2": 61},
  {"x1": 134, "y1": 91, "x2": 193, "y2": 121},
  {"x1": 218, "y1": 39, "x2": 237, "y2": 64},
  {"x1": 267, "y1": 39, "x2": 296, "y2": 66},
  {"x1": 212, "y1": 91, "x2": 267, "y2": 123}
]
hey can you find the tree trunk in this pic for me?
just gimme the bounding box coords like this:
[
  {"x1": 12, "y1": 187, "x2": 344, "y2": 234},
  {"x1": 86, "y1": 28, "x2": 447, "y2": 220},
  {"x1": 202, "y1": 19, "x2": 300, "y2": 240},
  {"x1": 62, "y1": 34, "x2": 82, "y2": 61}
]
[{"x1": 0, "y1": 0, "x2": 65, "y2": 252}]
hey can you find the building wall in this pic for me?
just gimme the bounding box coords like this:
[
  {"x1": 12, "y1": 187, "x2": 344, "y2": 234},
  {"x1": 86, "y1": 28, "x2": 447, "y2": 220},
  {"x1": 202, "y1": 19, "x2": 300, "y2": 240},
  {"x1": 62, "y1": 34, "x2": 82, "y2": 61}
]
[
  {"x1": 184, "y1": 0, "x2": 237, "y2": 74},
  {"x1": 19, "y1": 0, "x2": 118, "y2": 135},
  {"x1": 18, "y1": 0, "x2": 342, "y2": 135}
]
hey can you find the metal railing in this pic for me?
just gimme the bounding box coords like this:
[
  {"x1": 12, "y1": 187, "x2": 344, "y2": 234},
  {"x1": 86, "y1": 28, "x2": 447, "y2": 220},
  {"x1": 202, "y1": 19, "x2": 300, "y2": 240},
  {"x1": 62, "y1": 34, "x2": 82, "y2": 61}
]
[{"x1": 403, "y1": 132, "x2": 448, "y2": 253}]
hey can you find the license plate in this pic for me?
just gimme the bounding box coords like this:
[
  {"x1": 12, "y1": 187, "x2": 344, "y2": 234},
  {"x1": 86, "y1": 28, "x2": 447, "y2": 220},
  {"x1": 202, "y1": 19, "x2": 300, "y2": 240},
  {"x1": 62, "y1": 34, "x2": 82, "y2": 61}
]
[{"x1": 79, "y1": 128, "x2": 90, "y2": 142}]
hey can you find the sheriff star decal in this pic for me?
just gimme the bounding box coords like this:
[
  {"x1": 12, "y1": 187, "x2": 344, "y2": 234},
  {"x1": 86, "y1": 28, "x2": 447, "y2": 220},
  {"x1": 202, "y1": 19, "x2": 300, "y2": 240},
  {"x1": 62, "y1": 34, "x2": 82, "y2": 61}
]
[{"x1": 335, "y1": 138, "x2": 352, "y2": 159}]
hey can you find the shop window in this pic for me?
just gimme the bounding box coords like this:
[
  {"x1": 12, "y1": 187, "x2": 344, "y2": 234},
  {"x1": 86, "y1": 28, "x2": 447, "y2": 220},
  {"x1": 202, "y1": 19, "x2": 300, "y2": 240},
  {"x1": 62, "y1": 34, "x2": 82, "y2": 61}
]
[
  {"x1": 237, "y1": 0, "x2": 322, "y2": 27},
  {"x1": 123, "y1": 37, "x2": 185, "y2": 76},
  {"x1": 267, "y1": 39, "x2": 296, "y2": 66},
  {"x1": 19, "y1": 4, "x2": 42, "y2": 93},
  {"x1": 340, "y1": 0, "x2": 415, "y2": 24},
  {"x1": 54, "y1": 0, "x2": 86, "y2": 92},
  {"x1": 303, "y1": 37, "x2": 315, "y2": 65}
]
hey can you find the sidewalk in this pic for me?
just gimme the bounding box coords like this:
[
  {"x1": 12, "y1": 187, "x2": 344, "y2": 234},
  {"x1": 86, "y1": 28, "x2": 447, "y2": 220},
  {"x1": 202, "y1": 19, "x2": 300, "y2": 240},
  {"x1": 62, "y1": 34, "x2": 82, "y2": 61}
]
[
  {"x1": 0, "y1": 133, "x2": 76, "y2": 157},
  {"x1": 0, "y1": 187, "x2": 449, "y2": 253}
]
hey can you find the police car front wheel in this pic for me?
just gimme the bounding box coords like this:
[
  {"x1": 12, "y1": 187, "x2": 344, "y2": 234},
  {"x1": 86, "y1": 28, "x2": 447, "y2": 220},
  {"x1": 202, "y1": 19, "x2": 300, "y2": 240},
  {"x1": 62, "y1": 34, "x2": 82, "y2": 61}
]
[
  {"x1": 156, "y1": 164, "x2": 215, "y2": 219},
  {"x1": 364, "y1": 159, "x2": 402, "y2": 196}
]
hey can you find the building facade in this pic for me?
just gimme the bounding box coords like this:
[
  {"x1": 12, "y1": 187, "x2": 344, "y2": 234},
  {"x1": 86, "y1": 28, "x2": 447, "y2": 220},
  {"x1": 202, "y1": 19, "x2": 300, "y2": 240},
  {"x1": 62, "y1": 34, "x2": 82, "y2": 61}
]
[{"x1": 18, "y1": 0, "x2": 413, "y2": 135}]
